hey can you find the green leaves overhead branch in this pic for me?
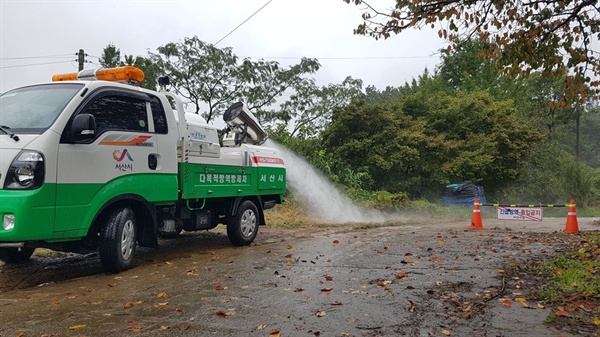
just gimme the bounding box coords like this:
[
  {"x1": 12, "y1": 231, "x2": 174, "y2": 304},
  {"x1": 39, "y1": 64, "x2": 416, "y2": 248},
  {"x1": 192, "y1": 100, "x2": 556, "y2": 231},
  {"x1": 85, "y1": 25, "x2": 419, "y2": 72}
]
[{"x1": 346, "y1": 0, "x2": 600, "y2": 105}]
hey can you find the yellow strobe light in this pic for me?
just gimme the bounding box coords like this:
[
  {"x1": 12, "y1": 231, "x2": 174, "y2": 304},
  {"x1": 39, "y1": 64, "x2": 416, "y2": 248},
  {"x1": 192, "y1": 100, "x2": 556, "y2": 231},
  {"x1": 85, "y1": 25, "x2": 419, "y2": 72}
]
[{"x1": 51, "y1": 66, "x2": 145, "y2": 83}]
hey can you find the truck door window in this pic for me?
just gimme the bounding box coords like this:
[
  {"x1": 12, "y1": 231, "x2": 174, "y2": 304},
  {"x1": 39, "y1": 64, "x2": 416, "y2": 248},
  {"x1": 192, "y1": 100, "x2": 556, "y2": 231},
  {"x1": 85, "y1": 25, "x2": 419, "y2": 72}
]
[
  {"x1": 149, "y1": 96, "x2": 168, "y2": 134},
  {"x1": 82, "y1": 94, "x2": 149, "y2": 135}
]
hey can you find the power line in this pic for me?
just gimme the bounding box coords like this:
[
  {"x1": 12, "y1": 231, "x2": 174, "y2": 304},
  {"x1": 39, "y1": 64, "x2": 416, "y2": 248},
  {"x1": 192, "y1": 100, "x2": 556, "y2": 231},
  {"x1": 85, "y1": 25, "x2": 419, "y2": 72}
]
[
  {"x1": 0, "y1": 54, "x2": 73, "y2": 60},
  {"x1": 241, "y1": 55, "x2": 439, "y2": 60},
  {"x1": 214, "y1": 0, "x2": 273, "y2": 46},
  {"x1": 0, "y1": 60, "x2": 73, "y2": 69}
]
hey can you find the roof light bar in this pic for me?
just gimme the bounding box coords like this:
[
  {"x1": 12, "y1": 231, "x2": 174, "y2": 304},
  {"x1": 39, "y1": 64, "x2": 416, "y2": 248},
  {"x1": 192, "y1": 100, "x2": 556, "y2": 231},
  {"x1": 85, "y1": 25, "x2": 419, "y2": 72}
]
[{"x1": 52, "y1": 66, "x2": 145, "y2": 84}]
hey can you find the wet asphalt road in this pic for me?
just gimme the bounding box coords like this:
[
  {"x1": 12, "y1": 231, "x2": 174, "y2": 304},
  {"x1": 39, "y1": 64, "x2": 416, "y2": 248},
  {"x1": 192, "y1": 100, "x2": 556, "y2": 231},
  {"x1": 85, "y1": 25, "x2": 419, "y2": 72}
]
[{"x1": 1, "y1": 218, "x2": 598, "y2": 337}]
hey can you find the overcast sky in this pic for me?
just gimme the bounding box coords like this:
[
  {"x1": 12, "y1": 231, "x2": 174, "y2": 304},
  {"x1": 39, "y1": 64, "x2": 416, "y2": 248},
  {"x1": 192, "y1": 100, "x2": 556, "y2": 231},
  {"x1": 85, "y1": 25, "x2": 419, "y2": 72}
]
[{"x1": 0, "y1": 0, "x2": 445, "y2": 95}]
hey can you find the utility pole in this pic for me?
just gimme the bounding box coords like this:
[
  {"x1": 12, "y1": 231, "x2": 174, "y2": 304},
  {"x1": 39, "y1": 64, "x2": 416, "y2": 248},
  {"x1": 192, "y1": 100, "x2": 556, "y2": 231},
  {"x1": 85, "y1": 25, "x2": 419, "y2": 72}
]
[{"x1": 76, "y1": 49, "x2": 86, "y2": 71}]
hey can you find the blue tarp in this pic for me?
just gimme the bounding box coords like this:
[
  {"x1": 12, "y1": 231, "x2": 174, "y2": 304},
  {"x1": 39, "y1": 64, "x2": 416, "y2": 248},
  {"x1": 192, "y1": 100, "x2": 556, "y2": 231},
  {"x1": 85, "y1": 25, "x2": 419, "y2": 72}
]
[{"x1": 442, "y1": 181, "x2": 486, "y2": 207}]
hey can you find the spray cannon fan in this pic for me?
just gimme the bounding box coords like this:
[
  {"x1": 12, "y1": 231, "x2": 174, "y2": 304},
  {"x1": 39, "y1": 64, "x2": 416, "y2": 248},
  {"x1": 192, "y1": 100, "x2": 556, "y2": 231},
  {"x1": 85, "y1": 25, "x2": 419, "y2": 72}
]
[{"x1": 222, "y1": 102, "x2": 268, "y2": 146}]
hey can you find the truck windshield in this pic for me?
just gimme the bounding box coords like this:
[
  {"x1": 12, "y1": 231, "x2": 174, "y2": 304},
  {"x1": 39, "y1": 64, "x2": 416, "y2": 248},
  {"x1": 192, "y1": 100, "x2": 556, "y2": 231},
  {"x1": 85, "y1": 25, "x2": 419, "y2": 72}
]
[{"x1": 0, "y1": 83, "x2": 83, "y2": 134}]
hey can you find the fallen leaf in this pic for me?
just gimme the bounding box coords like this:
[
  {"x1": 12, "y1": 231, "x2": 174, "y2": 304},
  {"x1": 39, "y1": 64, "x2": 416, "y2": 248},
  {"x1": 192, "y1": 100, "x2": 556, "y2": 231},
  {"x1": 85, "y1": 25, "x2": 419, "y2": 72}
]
[
  {"x1": 69, "y1": 324, "x2": 86, "y2": 330},
  {"x1": 287, "y1": 245, "x2": 293, "y2": 249},
  {"x1": 377, "y1": 280, "x2": 392, "y2": 287},
  {"x1": 333, "y1": 240, "x2": 340, "y2": 244},
  {"x1": 157, "y1": 292, "x2": 169, "y2": 299},
  {"x1": 441, "y1": 329, "x2": 450, "y2": 335},
  {"x1": 555, "y1": 309, "x2": 568, "y2": 316},
  {"x1": 593, "y1": 316, "x2": 600, "y2": 326},
  {"x1": 321, "y1": 287, "x2": 333, "y2": 292},
  {"x1": 331, "y1": 301, "x2": 342, "y2": 305},
  {"x1": 396, "y1": 271, "x2": 406, "y2": 279},
  {"x1": 50, "y1": 301, "x2": 60, "y2": 305},
  {"x1": 316, "y1": 310, "x2": 326, "y2": 317},
  {"x1": 501, "y1": 299, "x2": 512, "y2": 306},
  {"x1": 270, "y1": 329, "x2": 281, "y2": 337},
  {"x1": 128, "y1": 326, "x2": 143, "y2": 332},
  {"x1": 287, "y1": 261, "x2": 293, "y2": 266},
  {"x1": 216, "y1": 310, "x2": 233, "y2": 317},
  {"x1": 514, "y1": 297, "x2": 527, "y2": 303},
  {"x1": 325, "y1": 275, "x2": 333, "y2": 281},
  {"x1": 124, "y1": 302, "x2": 136, "y2": 309},
  {"x1": 181, "y1": 325, "x2": 191, "y2": 331},
  {"x1": 257, "y1": 324, "x2": 268, "y2": 330},
  {"x1": 408, "y1": 300, "x2": 416, "y2": 312},
  {"x1": 294, "y1": 287, "x2": 304, "y2": 292}
]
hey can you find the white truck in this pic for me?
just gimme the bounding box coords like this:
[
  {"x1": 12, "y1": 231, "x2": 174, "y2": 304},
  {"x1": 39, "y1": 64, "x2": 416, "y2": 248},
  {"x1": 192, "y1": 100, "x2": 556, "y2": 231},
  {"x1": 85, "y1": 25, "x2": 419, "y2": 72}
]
[{"x1": 0, "y1": 66, "x2": 286, "y2": 272}]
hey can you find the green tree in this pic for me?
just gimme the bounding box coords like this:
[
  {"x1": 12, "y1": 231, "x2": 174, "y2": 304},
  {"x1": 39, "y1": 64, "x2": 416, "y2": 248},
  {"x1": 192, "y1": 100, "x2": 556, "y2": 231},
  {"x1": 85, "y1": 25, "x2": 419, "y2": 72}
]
[
  {"x1": 322, "y1": 91, "x2": 543, "y2": 197},
  {"x1": 424, "y1": 91, "x2": 543, "y2": 192},
  {"x1": 322, "y1": 99, "x2": 443, "y2": 195},
  {"x1": 149, "y1": 36, "x2": 320, "y2": 123},
  {"x1": 99, "y1": 43, "x2": 121, "y2": 68},
  {"x1": 436, "y1": 39, "x2": 526, "y2": 100},
  {"x1": 346, "y1": 0, "x2": 600, "y2": 104},
  {"x1": 264, "y1": 76, "x2": 364, "y2": 138}
]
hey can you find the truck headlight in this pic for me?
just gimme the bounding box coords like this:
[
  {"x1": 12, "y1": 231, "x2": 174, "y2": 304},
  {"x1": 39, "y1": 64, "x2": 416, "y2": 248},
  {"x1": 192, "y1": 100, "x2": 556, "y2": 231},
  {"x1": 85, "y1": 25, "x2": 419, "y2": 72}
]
[{"x1": 4, "y1": 150, "x2": 45, "y2": 190}]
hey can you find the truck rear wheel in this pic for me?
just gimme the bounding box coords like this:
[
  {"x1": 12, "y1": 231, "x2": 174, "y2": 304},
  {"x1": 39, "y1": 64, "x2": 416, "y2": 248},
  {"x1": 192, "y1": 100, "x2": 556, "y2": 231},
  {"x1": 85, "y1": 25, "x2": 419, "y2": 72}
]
[
  {"x1": 0, "y1": 247, "x2": 35, "y2": 264},
  {"x1": 227, "y1": 200, "x2": 259, "y2": 246},
  {"x1": 99, "y1": 207, "x2": 137, "y2": 273}
]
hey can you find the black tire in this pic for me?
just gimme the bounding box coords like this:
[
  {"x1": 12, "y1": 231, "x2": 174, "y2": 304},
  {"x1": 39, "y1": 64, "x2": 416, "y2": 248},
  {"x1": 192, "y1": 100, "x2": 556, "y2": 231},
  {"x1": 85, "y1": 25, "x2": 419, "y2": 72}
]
[
  {"x1": 227, "y1": 200, "x2": 259, "y2": 246},
  {"x1": 0, "y1": 247, "x2": 34, "y2": 264},
  {"x1": 99, "y1": 207, "x2": 137, "y2": 273}
]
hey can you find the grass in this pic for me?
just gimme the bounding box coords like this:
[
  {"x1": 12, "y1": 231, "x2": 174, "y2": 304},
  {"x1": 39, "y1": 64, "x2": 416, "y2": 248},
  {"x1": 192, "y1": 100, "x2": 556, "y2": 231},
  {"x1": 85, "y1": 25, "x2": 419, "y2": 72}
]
[
  {"x1": 527, "y1": 231, "x2": 600, "y2": 328},
  {"x1": 536, "y1": 232, "x2": 600, "y2": 300}
]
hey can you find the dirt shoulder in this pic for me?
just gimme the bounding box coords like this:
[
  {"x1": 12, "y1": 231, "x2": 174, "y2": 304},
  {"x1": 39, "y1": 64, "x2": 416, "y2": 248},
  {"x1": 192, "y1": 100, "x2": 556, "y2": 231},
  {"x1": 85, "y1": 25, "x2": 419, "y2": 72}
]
[{"x1": 0, "y1": 217, "x2": 599, "y2": 337}]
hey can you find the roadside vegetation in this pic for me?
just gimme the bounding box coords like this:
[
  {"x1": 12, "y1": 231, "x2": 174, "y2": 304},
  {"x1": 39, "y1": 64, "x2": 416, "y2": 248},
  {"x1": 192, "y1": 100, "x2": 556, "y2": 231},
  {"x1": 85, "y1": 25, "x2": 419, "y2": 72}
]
[{"x1": 523, "y1": 230, "x2": 600, "y2": 331}]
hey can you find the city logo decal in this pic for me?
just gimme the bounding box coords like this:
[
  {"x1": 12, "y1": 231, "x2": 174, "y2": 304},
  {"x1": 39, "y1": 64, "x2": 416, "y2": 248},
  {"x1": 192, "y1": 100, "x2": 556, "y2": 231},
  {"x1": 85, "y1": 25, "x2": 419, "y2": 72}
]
[
  {"x1": 113, "y1": 149, "x2": 133, "y2": 162},
  {"x1": 113, "y1": 149, "x2": 134, "y2": 172}
]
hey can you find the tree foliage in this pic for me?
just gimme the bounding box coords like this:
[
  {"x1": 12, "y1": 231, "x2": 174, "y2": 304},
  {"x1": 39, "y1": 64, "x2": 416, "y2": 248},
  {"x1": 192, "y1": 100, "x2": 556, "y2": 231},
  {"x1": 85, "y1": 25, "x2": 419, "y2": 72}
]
[
  {"x1": 346, "y1": 0, "x2": 600, "y2": 104},
  {"x1": 322, "y1": 91, "x2": 543, "y2": 197},
  {"x1": 264, "y1": 76, "x2": 364, "y2": 138},
  {"x1": 149, "y1": 36, "x2": 320, "y2": 123},
  {"x1": 99, "y1": 43, "x2": 121, "y2": 68}
]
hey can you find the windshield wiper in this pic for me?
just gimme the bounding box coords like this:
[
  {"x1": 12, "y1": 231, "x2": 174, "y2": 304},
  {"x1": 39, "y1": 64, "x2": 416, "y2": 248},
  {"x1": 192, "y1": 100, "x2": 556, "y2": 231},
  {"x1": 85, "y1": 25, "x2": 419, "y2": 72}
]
[{"x1": 0, "y1": 125, "x2": 20, "y2": 141}]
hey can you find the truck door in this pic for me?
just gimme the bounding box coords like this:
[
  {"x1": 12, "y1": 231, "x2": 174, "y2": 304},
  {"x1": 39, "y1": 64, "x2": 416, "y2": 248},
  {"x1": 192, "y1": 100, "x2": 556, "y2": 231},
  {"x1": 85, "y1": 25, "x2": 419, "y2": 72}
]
[{"x1": 54, "y1": 89, "x2": 162, "y2": 237}]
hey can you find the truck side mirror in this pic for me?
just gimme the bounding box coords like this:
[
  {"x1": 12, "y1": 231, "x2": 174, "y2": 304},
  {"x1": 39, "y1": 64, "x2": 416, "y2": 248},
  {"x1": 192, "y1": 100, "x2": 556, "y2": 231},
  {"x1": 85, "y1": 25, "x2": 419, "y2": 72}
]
[{"x1": 70, "y1": 114, "x2": 96, "y2": 142}]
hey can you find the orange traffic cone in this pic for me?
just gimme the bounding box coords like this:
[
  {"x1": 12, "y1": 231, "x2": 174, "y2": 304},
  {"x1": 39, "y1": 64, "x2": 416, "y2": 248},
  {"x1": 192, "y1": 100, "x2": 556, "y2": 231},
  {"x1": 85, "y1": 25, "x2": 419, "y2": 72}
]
[
  {"x1": 564, "y1": 199, "x2": 579, "y2": 233},
  {"x1": 469, "y1": 198, "x2": 485, "y2": 230}
]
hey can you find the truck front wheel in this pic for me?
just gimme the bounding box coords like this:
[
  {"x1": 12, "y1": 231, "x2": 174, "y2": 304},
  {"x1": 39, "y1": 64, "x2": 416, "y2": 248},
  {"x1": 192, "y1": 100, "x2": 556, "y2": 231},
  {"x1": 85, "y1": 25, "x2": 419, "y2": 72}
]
[
  {"x1": 227, "y1": 200, "x2": 259, "y2": 246},
  {"x1": 99, "y1": 207, "x2": 137, "y2": 273},
  {"x1": 0, "y1": 247, "x2": 35, "y2": 264}
]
